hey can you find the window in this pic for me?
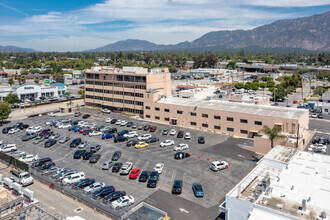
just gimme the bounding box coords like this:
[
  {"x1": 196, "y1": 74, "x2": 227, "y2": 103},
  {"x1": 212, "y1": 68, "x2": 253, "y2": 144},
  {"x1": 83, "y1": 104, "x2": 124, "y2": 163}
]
[
  {"x1": 155, "y1": 116, "x2": 160, "y2": 120},
  {"x1": 214, "y1": 115, "x2": 221, "y2": 120},
  {"x1": 190, "y1": 122, "x2": 196, "y2": 126},
  {"x1": 202, "y1": 114, "x2": 208, "y2": 118},
  {"x1": 227, "y1": 117, "x2": 234, "y2": 122},
  {"x1": 202, "y1": 123, "x2": 208, "y2": 128},
  {"x1": 227, "y1": 127, "x2": 234, "y2": 132},
  {"x1": 240, "y1": 119, "x2": 248, "y2": 124},
  {"x1": 146, "y1": 115, "x2": 150, "y2": 118},
  {"x1": 240, "y1": 130, "x2": 248, "y2": 134},
  {"x1": 155, "y1": 107, "x2": 160, "y2": 111},
  {"x1": 255, "y1": 121, "x2": 262, "y2": 125},
  {"x1": 190, "y1": 112, "x2": 196, "y2": 116},
  {"x1": 164, "y1": 109, "x2": 170, "y2": 112},
  {"x1": 165, "y1": 117, "x2": 170, "y2": 121},
  {"x1": 214, "y1": 125, "x2": 221, "y2": 130},
  {"x1": 177, "y1": 110, "x2": 183, "y2": 114},
  {"x1": 146, "y1": 106, "x2": 150, "y2": 110}
]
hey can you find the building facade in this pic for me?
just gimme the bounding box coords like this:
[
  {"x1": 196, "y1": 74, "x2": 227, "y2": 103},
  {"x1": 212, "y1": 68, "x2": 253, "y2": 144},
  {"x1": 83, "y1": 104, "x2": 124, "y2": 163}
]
[{"x1": 85, "y1": 66, "x2": 171, "y2": 115}]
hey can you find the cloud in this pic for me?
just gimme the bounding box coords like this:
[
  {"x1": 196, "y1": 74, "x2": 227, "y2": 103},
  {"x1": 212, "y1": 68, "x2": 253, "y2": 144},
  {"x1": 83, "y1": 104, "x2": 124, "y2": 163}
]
[
  {"x1": 0, "y1": 3, "x2": 29, "y2": 17},
  {"x1": 0, "y1": 0, "x2": 328, "y2": 51}
]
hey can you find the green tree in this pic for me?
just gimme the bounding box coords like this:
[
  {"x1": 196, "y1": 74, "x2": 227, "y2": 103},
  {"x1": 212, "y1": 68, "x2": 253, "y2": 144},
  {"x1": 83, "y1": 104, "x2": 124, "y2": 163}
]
[
  {"x1": 21, "y1": 75, "x2": 26, "y2": 84},
  {"x1": 227, "y1": 62, "x2": 236, "y2": 69},
  {"x1": 65, "y1": 92, "x2": 71, "y2": 96},
  {"x1": 54, "y1": 72, "x2": 64, "y2": 83},
  {"x1": 8, "y1": 77, "x2": 15, "y2": 86},
  {"x1": 30, "y1": 69, "x2": 40, "y2": 74},
  {"x1": 234, "y1": 82, "x2": 244, "y2": 89},
  {"x1": 0, "y1": 101, "x2": 12, "y2": 122},
  {"x1": 34, "y1": 76, "x2": 40, "y2": 84},
  {"x1": 78, "y1": 89, "x2": 85, "y2": 98},
  {"x1": 21, "y1": 69, "x2": 29, "y2": 75},
  {"x1": 169, "y1": 65, "x2": 177, "y2": 73},
  {"x1": 266, "y1": 80, "x2": 275, "y2": 88},
  {"x1": 16, "y1": 75, "x2": 23, "y2": 85},
  {"x1": 244, "y1": 82, "x2": 253, "y2": 90},
  {"x1": 260, "y1": 125, "x2": 286, "y2": 148},
  {"x1": 4, "y1": 92, "x2": 19, "y2": 104},
  {"x1": 314, "y1": 86, "x2": 326, "y2": 96}
]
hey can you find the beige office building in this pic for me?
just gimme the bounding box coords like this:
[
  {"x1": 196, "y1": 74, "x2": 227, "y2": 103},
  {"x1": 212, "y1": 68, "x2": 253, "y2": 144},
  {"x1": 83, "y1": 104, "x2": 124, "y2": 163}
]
[{"x1": 85, "y1": 66, "x2": 171, "y2": 114}]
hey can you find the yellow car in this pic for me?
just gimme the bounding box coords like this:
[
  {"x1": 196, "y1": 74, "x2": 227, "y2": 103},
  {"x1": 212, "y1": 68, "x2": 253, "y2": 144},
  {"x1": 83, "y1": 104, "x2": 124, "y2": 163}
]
[{"x1": 135, "y1": 142, "x2": 149, "y2": 149}]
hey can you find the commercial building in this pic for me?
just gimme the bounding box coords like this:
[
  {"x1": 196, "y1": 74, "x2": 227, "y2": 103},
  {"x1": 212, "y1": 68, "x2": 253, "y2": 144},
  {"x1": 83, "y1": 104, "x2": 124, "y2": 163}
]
[
  {"x1": 84, "y1": 66, "x2": 171, "y2": 115},
  {"x1": 220, "y1": 145, "x2": 330, "y2": 220}
]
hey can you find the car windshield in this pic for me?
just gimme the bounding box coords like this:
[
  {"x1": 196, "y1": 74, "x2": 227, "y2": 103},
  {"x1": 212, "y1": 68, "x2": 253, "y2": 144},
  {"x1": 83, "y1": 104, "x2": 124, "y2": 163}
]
[
  {"x1": 117, "y1": 198, "x2": 122, "y2": 203},
  {"x1": 131, "y1": 171, "x2": 136, "y2": 174},
  {"x1": 156, "y1": 166, "x2": 161, "y2": 169},
  {"x1": 22, "y1": 174, "x2": 30, "y2": 178},
  {"x1": 195, "y1": 185, "x2": 202, "y2": 190},
  {"x1": 150, "y1": 176, "x2": 157, "y2": 180}
]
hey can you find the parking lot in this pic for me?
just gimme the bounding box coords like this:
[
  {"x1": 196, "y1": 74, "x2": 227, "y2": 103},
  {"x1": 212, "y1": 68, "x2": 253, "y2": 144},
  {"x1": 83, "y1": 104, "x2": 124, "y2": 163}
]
[
  {"x1": 306, "y1": 132, "x2": 330, "y2": 155},
  {"x1": 1, "y1": 111, "x2": 259, "y2": 219}
]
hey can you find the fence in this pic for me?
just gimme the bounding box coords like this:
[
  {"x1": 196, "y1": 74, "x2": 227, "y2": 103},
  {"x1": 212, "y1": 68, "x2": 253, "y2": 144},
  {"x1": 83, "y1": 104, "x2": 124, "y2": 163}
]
[
  {"x1": 29, "y1": 167, "x2": 128, "y2": 220},
  {"x1": 0, "y1": 153, "x2": 29, "y2": 171}
]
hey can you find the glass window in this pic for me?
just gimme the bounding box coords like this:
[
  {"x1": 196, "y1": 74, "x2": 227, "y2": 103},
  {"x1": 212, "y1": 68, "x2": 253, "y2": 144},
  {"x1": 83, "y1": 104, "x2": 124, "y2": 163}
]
[
  {"x1": 155, "y1": 116, "x2": 160, "y2": 120},
  {"x1": 146, "y1": 106, "x2": 150, "y2": 110},
  {"x1": 214, "y1": 115, "x2": 221, "y2": 120},
  {"x1": 177, "y1": 110, "x2": 183, "y2": 114},
  {"x1": 190, "y1": 112, "x2": 196, "y2": 116},
  {"x1": 155, "y1": 107, "x2": 160, "y2": 111},
  {"x1": 146, "y1": 115, "x2": 150, "y2": 118},
  {"x1": 214, "y1": 125, "x2": 221, "y2": 130},
  {"x1": 240, "y1": 119, "x2": 248, "y2": 123},
  {"x1": 190, "y1": 122, "x2": 196, "y2": 126},
  {"x1": 227, "y1": 127, "x2": 234, "y2": 132},
  {"x1": 240, "y1": 130, "x2": 248, "y2": 134},
  {"x1": 202, "y1": 123, "x2": 208, "y2": 128},
  {"x1": 202, "y1": 114, "x2": 208, "y2": 118},
  {"x1": 164, "y1": 109, "x2": 170, "y2": 112},
  {"x1": 255, "y1": 121, "x2": 262, "y2": 125},
  {"x1": 227, "y1": 117, "x2": 234, "y2": 122}
]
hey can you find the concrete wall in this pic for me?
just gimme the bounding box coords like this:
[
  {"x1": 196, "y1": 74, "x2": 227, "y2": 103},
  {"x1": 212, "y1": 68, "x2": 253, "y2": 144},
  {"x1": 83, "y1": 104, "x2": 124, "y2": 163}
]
[{"x1": 225, "y1": 196, "x2": 253, "y2": 220}]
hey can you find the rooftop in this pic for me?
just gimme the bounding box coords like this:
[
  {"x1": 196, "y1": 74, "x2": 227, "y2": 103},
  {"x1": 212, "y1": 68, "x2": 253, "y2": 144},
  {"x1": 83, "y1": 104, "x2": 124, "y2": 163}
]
[
  {"x1": 157, "y1": 97, "x2": 307, "y2": 120},
  {"x1": 88, "y1": 66, "x2": 169, "y2": 75}
]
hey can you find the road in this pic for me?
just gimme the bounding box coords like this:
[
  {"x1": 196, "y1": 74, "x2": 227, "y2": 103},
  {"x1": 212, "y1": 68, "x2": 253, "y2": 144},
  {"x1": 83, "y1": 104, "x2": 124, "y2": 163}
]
[{"x1": 309, "y1": 119, "x2": 330, "y2": 134}]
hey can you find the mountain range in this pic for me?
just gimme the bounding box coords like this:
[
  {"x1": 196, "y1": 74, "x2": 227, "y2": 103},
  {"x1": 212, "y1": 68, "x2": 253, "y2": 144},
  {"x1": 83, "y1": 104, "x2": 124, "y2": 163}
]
[
  {"x1": 0, "y1": 45, "x2": 37, "y2": 53},
  {"x1": 87, "y1": 11, "x2": 330, "y2": 52}
]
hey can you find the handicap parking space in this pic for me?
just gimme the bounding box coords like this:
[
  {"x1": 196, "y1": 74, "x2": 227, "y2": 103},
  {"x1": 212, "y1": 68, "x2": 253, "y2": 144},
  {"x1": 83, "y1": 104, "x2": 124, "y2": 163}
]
[{"x1": 1, "y1": 112, "x2": 258, "y2": 218}]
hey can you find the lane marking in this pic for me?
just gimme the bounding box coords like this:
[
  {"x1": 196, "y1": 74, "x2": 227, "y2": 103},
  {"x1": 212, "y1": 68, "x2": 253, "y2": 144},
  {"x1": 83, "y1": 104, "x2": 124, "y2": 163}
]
[
  {"x1": 171, "y1": 170, "x2": 176, "y2": 181},
  {"x1": 179, "y1": 208, "x2": 189, "y2": 213},
  {"x1": 161, "y1": 167, "x2": 167, "y2": 180},
  {"x1": 142, "y1": 161, "x2": 149, "y2": 171},
  {"x1": 135, "y1": 159, "x2": 140, "y2": 168},
  {"x1": 127, "y1": 155, "x2": 133, "y2": 162}
]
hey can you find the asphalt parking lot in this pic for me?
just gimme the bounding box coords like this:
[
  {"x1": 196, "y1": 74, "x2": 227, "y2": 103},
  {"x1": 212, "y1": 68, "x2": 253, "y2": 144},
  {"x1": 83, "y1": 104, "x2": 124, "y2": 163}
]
[
  {"x1": 306, "y1": 132, "x2": 330, "y2": 155},
  {"x1": 1, "y1": 112, "x2": 259, "y2": 220}
]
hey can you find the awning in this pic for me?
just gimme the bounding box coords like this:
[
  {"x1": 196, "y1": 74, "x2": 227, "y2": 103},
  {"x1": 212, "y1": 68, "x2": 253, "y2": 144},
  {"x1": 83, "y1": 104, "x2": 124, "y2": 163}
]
[
  {"x1": 250, "y1": 130, "x2": 259, "y2": 133},
  {"x1": 275, "y1": 123, "x2": 283, "y2": 126}
]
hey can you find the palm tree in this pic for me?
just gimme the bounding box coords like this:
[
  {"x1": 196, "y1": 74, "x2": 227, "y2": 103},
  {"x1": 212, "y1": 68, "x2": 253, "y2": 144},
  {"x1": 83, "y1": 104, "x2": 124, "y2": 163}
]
[
  {"x1": 260, "y1": 125, "x2": 287, "y2": 148},
  {"x1": 34, "y1": 76, "x2": 40, "y2": 84},
  {"x1": 21, "y1": 75, "x2": 26, "y2": 84},
  {"x1": 16, "y1": 75, "x2": 22, "y2": 85},
  {"x1": 8, "y1": 77, "x2": 15, "y2": 86}
]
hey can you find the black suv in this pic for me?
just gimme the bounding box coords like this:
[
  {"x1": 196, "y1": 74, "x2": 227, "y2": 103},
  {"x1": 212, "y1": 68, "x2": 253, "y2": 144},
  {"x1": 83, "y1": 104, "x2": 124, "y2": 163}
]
[
  {"x1": 90, "y1": 145, "x2": 101, "y2": 153},
  {"x1": 83, "y1": 151, "x2": 93, "y2": 160},
  {"x1": 92, "y1": 186, "x2": 115, "y2": 200},
  {"x1": 70, "y1": 138, "x2": 82, "y2": 148},
  {"x1": 172, "y1": 180, "x2": 183, "y2": 194},
  {"x1": 73, "y1": 178, "x2": 95, "y2": 189},
  {"x1": 147, "y1": 171, "x2": 159, "y2": 188},
  {"x1": 177, "y1": 131, "x2": 184, "y2": 138},
  {"x1": 102, "y1": 191, "x2": 126, "y2": 204},
  {"x1": 139, "y1": 171, "x2": 151, "y2": 182},
  {"x1": 112, "y1": 162, "x2": 122, "y2": 172},
  {"x1": 45, "y1": 139, "x2": 56, "y2": 147},
  {"x1": 198, "y1": 136, "x2": 205, "y2": 144},
  {"x1": 114, "y1": 136, "x2": 128, "y2": 143}
]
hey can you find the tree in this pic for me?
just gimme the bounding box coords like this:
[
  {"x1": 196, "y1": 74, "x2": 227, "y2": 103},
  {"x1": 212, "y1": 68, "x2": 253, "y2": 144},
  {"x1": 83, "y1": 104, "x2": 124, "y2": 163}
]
[
  {"x1": 227, "y1": 62, "x2": 236, "y2": 69},
  {"x1": 260, "y1": 125, "x2": 286, "y2": 148},
  {"x1": 314, "y1": 86, "x2": 326, "y2": 96},
  {"x1": 16, "y1": 75, "x2": 23, "y2": 85},
  {"x1": 30, "y1": 69, "x2": 40, "y2": 74},
  {"x1": 169, "y1": 65, "x2": 177, "y2": 73},
  {"x1": 21, "y1": 75, "x2": 26, "y2": 84},
  {"x1": 0, "y1": 101, "x2": 12, "y2": 122},
  {"x1": 234, "y1": 82, "x2": 244, "y2": 89},
  {"x1": 244, "y1": 82, "x2": 253, "y2": 90},
  {"x1": 34, "y1": 76, "x2": 40, "y2": 84},
  {"x1": 65, "y1": 92, "x2": 71, "y2": 96},
  {"x1": 78, "y1": 89, "x2": 85, "y2": 98},
  {"x1": 259, "y1": 82, "x2": 267, "y2": 96},
  {"x1": 54, "y1": 72, "x2": 64, "y2": 83},
  {"x1": 67, "y1": 100, "x2": 73, "y2": 108},
  {"x1": 8, "y1": 77, "x2": 15, "y2": 86},
  {"x1": 4, "y1": 92, "x2": 19, "y2": 104}
]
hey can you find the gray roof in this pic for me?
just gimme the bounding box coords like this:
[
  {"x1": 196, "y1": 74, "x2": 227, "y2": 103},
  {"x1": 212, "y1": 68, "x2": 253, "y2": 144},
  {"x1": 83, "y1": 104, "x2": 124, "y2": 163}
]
[{"x1": 322, "y1": 90, "x2": 330, "y2": 101}]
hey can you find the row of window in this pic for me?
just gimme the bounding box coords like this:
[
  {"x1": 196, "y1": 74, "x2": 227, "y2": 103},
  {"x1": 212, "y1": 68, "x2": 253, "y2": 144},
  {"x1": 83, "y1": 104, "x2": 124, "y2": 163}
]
[
  {"x1": 85, "y1": 95, "x2": 143, "y2": 106},
  {"x1": 86, "y1": 102, "x2": 143, "y2": 114},
  {"x1": 86, "y1": 74, "x2": 147, "y2": 83},
  {"x1": 145, "y1": 106, "x2": 263, "y2": 125},
  {"x1": 86, "y1": 81, "x2": 146, "y2": 90},
  {"x1": 85, "y1": 88, "x2": 144, "y2": 97}
]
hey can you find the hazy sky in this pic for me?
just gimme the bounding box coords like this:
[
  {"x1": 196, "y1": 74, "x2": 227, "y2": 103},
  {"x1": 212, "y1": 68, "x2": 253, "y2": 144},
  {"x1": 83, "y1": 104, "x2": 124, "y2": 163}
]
[{"x1": 0, "y1": 0, "x2": 329, "y2": 51}]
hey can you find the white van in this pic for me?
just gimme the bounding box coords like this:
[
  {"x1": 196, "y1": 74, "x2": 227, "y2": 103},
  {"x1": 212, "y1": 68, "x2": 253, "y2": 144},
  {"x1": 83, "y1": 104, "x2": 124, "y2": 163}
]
[
  {"x1": 62, "y1": 172, "x2": 85, "y2": 185},
  {"x1": 10, "y1": 170, "x2": 34, "y2": 186}
]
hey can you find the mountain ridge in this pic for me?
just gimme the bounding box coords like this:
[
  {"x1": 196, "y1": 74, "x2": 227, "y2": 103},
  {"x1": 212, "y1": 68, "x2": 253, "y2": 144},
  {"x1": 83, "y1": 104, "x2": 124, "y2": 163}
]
[{"x1": 0, "y1": 45, "x2": 37, "y2": 53}]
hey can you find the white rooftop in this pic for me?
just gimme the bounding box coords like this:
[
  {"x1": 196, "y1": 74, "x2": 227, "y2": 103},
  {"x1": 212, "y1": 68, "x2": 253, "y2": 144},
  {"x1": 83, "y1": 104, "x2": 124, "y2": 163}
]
[{"x1": 157, "y1": 97, "x2": 307, "y2": 120}]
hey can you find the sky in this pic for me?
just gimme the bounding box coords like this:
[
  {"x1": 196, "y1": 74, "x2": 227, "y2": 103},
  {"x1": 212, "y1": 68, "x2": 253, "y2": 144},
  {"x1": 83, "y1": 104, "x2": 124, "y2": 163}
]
[{"x1": 0, "y1": 0, "x2": 329, "y2": 52}]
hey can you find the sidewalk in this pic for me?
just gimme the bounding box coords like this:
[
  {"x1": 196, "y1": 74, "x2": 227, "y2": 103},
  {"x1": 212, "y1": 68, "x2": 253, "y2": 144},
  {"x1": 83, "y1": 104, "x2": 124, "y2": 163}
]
[{"x1": 0, "y1": 162, "x2": 111, "y2": 220}]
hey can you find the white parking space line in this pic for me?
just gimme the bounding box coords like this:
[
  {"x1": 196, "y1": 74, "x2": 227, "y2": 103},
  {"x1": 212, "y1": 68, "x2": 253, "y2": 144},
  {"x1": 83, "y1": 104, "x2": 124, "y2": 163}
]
[
  {"x1": 127, "y1": 155, "x2": 133, "y2": 162},
  {"x1": 135, "y1": 159, "x2": 140, "y2": 168},
  {"x1": 171, "y1": 170, "x2": 176, "y2": 181},
  {"x1": 160, "y1": 167, "x2": 167, "y2": 180},
  {"x1": 183, "y1": 172, "x2": 187, "y2": 182},
  {"x1": 142, "y1": 161, "x2": 149, "y2": 171}
]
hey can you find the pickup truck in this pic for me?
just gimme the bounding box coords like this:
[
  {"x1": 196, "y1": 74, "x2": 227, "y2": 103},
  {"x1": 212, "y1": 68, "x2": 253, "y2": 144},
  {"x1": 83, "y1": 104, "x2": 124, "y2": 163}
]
[
  {"x1": 111, "y1": 196, "x2": 135, "y2": 209},
  {"x1": 10, "y1": 170, "x2": 34, "y2": 186}
]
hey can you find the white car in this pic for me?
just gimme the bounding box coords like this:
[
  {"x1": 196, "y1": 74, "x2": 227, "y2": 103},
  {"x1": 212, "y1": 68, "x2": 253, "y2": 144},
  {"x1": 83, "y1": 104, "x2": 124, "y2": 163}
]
[
  {"x1": 138, "y1": 134, "x2": 152, "y2": 141},
  {"x1": 62, "y1": 172, "x2": 85, "y2": 185},
  {"x1": 101, "y1": 108, "x2": 111, "y2": 114},
  {"x1": 58, "y1": 123, "x2": 71, "y2": 129},
  {"x1": 84, "y1": 182, "x2": 105, "y2": 194},
  {"x1": 89, "y1": 131, "x2": 103, "y2": 136},
  {"x1": 184, "y1": 133, "x2": 191, "y2": 140},
  {"x1": 0, "y1": 144, "x2": 17, "y2": 152},
  {"x1": 119, "y1": 162, "x2": 133, "y2": 175},
  {"x1": 111, "y1": 196, "x2": 135, "y2": 209},
  {"x1": 210, "y1": 160, "x2": 229, "y2": 171},
  {"x1": 78, "y1": 140, "x2": 88, "y2": 148},
  {"x1": 115, "y1": 120, "x2": 122, "y2": 125},
  {"x1": 26, "y1": 126, "x2": 42, "y2": 134},
  {"x1": 0, "y1": 140, "x2": 3, "y2": 144},
  {"x1": 154, "y1": 163, "x2": 164, "y2": 173},
  {"x1": 105, "y1": 118, "x2": 113, "y2": 123},
  {"x1": 160, "y1": 140, "x2": 174, "y2": 147},
  {"x1": 45, "y1": 120, "x2": 54, "y2": 126},
  {"x1": 311, "y1": 113, "x2": 317, "y2": 118},
  {"x1": 47, "y1": 112, "x2": 55, "y2": 117},
  {"x1": 120, "y1": 120, "x2": 128, "y2": 126},
  {"x1": 8, "y1": 128, "x2": 20, "y2": 134},
  {"x1": 78, "y1": 121, "x2": 86, "y2": 126},
  {"x1": 173, "y1": 144, "x2": 189, "y2": 151},
  {"x1": 19, "y1": 154, "x2": 39, "y2": 162},
  {"x1": 169, "y1": 129, "x2": 176, "y2": 136},
  {"x1": 124, "y1": 131, "x2": 138, "y2": 138},
  {"x1": 314, "y1": 148, "x2": 326, "y2": 154}
]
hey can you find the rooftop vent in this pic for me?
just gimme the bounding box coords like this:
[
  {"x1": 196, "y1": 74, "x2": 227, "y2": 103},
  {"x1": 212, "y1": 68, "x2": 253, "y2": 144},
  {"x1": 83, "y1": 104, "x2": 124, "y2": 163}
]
[{"x1": 320, "y1": 211, "x2": 327, "y2": 219}]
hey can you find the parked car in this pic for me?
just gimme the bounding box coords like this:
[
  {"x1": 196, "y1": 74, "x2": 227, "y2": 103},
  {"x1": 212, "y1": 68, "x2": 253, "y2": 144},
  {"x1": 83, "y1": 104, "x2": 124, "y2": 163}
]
[
  {"x1": 135, "y1": 142, "x2": 149, "y2": 149},
  {"x1": 89, "y1": 131, "x2": 102, "y2": 137},
  {"x1": 311, "y1": 113, "x2": 317, "y2": 118},
  {"x1": 123, "y1": 131, "x2": 138, "y2": 138},
  {"x1": 110, "y1": 119, "x2": 117, "y2": 124},
  {"x1": 114, "y1": 136, "x2": 128, "y2": 143},
  {"x1": 73, "y1": 150, "x2": 86, "y2": 159},
  {"x1": 173, "y1": 144, "x2": 189, "y2": 151},
  {"x1": 137, "y1": 125, "x2": 143, "y2": 130},
  {"x1": 19, "y1": 154, "x2": 39, "y2": 162},
  {"x1": 174, "y1": 152, "x2": 191, "y2": 159},
  {"x1": 129, "y1": 168, "x2": 141, "y2": 179},
  {"x1": 102, "y1": 191, "x2": 126, "y2": 204},
  {"x1": 147, "y1": 171, "x2": 159, "y2": 188},
  {"x1": 184, "y1": 133, "x2": 191, "y2": 140},
  {"x1": 126, "y1": 140, "x2": 138, "y2": 147},
  {"x1": 198, "y1": 136, "x2": 205, "y2": 144},
  {"x1": 44, "y1": 131, "x2": 54, "y2": 139},
  {"x1": 62, "y1": 172, "x2": 85, "y2": 185},
  {"x1": 139, "y1": 171, "x2": 151, "y2": 182},
  {"x1": 89, "y1": 154, "x2": 101, "y2": 163},
  {"x1": 169, "y1": 129, "x2": 176, "y2": 136},
  {"x1": 172, "y1": 180, "x2": 183, "y2": 194},
  {"x1": 74, "y1": 112, "x2": 81, "y2": 117},
  {"x1": 132, "y1": 123, "x2": 137, "y2": 129},
  {"x1": 83, "y1": 151, "x2": 93, "y2": 160},
  {"x1": 160, "y1": 140, "x2": 174, "y2": 147},
  {"x1": 119, "y1": 162, "x2": 133, "y2": 175},
  {"x1": 149, "y1": 126, "x2": 157, "y2": 132},
  {"x1": 143, "y1": 125, "x2": 150, "y2": 131},
  {"x1": 0, "y1": 144, "x2": 17, "y2": 152},
  {"x1": 318, "y1": 113, "x2": 323, "y2": 119},
  {"x1": 70, "y1": 138, "x2": 82, "y2": 148},
  {"x1": 22, "y1": 133, "x2": 38, "y2": 141},
  {"x1": 38, "y1": 161, "x2": 56, "y2": 170},
  {"x1": 102, "y1": 133, "x2": 115, "y2": 139},
  {"x1": 32, "y1": 157, "x2": 52, "y2": 168},
  {"x1": 2, "y1": 126, "x2": 13, "y2": 134},
  {"x1": 146, "y1": 137, "x2": 159, "y2": 143},
  {"x1": 92, "y1": 186, "x2": 115, "y2": 200},
  {"x1": 117, "y1": 130, "x2": 129, "y2": 136},
  {"x1": 90, "y1": 145, "x2": 101, "y2": 153},
  {"x1": 105, "y1": 118, "x2": 113, "y2": 123},
  {"x1": 33, "y1": 136, "x2": 44, "y2": 144},
  {"x1": 162, "y1": 129, "x2": 168, "y2": 135},
  {"x1": 102, "y1": 161, "x2": 113, "y2": 170},
  {"x1": 9, "y1": 151, "x2": 26, "y2": 158},
  {"x1": 112, "y1": 151, "x2": 121, "y2": 161},
  {"x1": 126, "y1": 122, "x2": 133, "y2": 127},
  {"x1": 210, "y1": 160, "x2": 229, "y2": 171},
  {"x1": 105, "y1": 128, "x2": 117, "y2": 134},
  {"x1": 192, "y1": 183, "x2": 204, "y2": 197},
  {"x1": 59, "y1": 135, "x2": 70, "y2": 143},
  {"x1": 101, "y1": 108, "x2": 111, "y2": 114},
  {"x1": 83, "y1": 182, "x2": 105, "y2": 194},
  {"x1": 73, "y1": 178, "x2": 95, "y2": 189},
  {"x1": 44, "y1": 139, "x2": 56, "y2": 147},
  {"x1": 8, "y1": 127, "x2": 20, "y2": 134},
  {"x1": 82, "y1": 114, "x2": 90, "y2": 119},
  {"x1": 49, "y1": 132, "x2": 60, "y2": 140},
  {"x1": 115, "y1": 120, "x2": 122, "y2": 125},
  {"x1": 138, "y1": 134, "x2": 152, "y2": 141},
  {"x1": 78, "y1": 140, "x2": 88, "y2": 148},
  {"x1": 120, "y1": 120, "x2": 128, "y2": 126},
  {"x1": 177, "y1": 131, "x2": 184, "y2": 138},
  {"x1": 111, "y1": 196, "x2": 134, "y2": 209},
  {"x1": 154, "y1": 163, "x2": 164, "y2": 173},
  {"x1": 112, "y1": 162, "x2": 123, "y2": 173}
]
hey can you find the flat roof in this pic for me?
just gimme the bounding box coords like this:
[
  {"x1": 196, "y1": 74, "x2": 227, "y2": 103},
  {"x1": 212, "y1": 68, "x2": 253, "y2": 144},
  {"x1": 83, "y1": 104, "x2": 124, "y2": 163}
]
[{"x1": 157, "y1": 97, "x2": 307, "y2": 120}]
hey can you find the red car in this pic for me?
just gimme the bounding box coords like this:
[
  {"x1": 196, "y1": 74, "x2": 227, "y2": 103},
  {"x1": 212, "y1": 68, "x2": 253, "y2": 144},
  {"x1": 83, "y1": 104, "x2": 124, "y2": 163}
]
[
  {"x1": 293, "y1": 100, "x2": 298, "y2": 104},
  {"x1": 39, "y1": 129, "x2": 51, "y2": 136},
  {"x1": 149, "y1": 126, "x2": 157, "y2": 132},
  {"x1": 79, "y1": 127, "x2": 88, "y2": 133},
  {"x1": 129, "y1": 168, "x2": 141, "y2": 179}
]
